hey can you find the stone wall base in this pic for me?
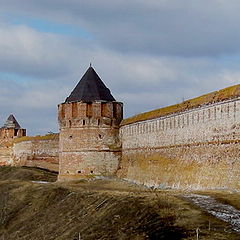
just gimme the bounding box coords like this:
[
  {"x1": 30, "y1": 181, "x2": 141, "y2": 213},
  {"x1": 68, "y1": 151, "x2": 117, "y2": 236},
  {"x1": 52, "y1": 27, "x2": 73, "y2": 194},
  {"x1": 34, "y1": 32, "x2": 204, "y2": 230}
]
[{"x1": 118, "y1": 142, "x2": 240, "y2": 190}]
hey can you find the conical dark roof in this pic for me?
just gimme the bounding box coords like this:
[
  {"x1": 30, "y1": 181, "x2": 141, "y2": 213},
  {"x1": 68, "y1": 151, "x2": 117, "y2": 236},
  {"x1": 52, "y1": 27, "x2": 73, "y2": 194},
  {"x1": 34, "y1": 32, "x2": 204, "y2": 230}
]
[
  {"x1": 65, "y1": 67, "x2": 116, "y2": 103},
  {"x1": 4, "y1": 114, "x2": 21, "y2": 129}
]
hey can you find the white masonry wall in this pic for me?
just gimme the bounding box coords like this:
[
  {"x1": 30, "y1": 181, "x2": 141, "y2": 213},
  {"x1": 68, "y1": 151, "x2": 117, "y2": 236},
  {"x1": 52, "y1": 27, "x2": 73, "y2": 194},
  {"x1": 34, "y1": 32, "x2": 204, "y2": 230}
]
[
  {"x1": 121, "y1": 98, "x2": 240, "y2": 150},
  {"x1": 118, "y1": 97, "x2": 240, "y2": 190}
]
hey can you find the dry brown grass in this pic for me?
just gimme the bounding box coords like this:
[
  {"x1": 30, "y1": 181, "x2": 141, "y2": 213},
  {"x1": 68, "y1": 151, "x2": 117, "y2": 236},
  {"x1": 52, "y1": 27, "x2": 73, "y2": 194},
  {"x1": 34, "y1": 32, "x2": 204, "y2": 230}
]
[
  {"x1": 0, "y1": 166, "x2": 239, "y2": 239},
  {"x1": 13, "y1": 133, "x2": 59, "y2": 144}
]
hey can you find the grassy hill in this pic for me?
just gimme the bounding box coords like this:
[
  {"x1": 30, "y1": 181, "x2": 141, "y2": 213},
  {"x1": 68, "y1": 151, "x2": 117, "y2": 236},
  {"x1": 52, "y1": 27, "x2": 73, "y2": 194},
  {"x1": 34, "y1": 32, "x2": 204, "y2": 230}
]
[{"x1": 0, "y1": 166, "x2": 239, "y2": 239}]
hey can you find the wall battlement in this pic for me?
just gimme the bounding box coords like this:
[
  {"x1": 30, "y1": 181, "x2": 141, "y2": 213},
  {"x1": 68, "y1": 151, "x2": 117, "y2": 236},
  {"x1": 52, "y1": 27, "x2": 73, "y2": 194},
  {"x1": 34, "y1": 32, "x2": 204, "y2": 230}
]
[
  {"x1": 57, "y1": 67, "x2": 123, "y2": 181},
  {"x1": 120, "y1": 97, "x2": 240, "y2": 148},
  {"x1": 58, "y1": 101, "x2": 123, "y2": 129},
  {"x1": 118, "y1": 90, "x2": 240, "y2": 190},
  {"x1": 121, "y1": 84, "x2": 240, "y2": 126},
  {"x1": 58, "y1": 101, "x2": 123, "y2": 181},
  {"x1": 1, "y1": 67, "x2": 239, "y2": 191}
]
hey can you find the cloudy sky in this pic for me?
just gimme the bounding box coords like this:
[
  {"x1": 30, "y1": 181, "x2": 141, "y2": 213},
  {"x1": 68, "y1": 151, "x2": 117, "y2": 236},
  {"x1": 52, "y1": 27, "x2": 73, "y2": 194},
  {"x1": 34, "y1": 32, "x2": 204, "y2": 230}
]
[{"x1": 0, "y1": 0, "x2": 239, "y2": 135}]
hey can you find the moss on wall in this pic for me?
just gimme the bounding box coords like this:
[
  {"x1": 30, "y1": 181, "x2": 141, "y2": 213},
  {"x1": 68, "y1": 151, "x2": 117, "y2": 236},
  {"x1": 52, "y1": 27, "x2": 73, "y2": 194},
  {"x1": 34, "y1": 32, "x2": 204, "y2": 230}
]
[
  {"x1": 118, "y1": 143, "x2": 240, "y2": 190},
  {"x1": 121, "y1": 84, "x2": 240, "y2": 126},
  {"x1": 13, "y1": 133, "x2": 59, "y2": 144}
]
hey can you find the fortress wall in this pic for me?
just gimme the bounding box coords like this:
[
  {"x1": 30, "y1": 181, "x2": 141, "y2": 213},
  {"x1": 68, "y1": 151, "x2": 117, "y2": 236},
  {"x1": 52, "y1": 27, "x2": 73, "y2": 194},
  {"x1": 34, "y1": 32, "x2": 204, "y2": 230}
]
[
  {"x1": 118, "y1": 97, "x2": 240, "y2": 190},
  {"x1": 0, "y1": 139, "x2": 14, "y2": 166},
  {"x1": 58, "y1": 101, "x2": 122, "y2": 180},
  {"x1": 13, "y1": 134, "x2": 59, "y2": 172}
]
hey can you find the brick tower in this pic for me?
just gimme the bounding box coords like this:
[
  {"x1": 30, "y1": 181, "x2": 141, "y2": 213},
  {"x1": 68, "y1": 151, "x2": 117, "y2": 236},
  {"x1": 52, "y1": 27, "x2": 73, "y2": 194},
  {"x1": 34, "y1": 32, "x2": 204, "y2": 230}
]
[
  {"x1": 0, "y1": 114, "x2": 26, "y2": 138},
  {"x1": 0, "y1": 115, "x2": 26, "y2": 166},
  {"x1": 58, "y1": 66, "x2": 123, "y2": 180}
]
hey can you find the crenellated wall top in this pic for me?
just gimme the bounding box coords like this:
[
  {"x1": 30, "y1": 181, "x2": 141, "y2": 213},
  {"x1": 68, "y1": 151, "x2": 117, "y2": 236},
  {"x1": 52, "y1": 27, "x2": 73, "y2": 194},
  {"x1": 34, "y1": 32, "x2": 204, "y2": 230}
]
[{"x1": 121, "y1": 84, "x2": 240, "y2": 126}]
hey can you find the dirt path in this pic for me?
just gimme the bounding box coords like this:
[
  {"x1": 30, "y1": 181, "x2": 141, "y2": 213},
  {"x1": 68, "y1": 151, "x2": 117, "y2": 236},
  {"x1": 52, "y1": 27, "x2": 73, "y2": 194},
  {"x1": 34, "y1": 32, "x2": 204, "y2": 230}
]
[{"x1": 184, "y1": 194, "x2": 240, "y2": 232}]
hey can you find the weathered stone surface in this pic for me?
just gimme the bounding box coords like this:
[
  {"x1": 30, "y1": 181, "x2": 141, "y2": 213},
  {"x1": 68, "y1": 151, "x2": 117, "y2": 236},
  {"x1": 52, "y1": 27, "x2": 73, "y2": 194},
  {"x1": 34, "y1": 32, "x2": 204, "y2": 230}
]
[
  {"x1": 58, "y1": 101, "x2": 123, "y2": 180},
  {"x1": 0, "y1": 138, "x2": 13, "y2": 166},
  {"x1": 0, "y1": 115, "x2": 26, "y2": 166},
  {"x1": 1, "y1": 77, "x2": 240, "y2": 191},
  {"x1": 118, "y1": 97, "x2": 240, "y2": 190},
  {"x1": 13, "y1": 135, "x2": 59, "y2": 172}
]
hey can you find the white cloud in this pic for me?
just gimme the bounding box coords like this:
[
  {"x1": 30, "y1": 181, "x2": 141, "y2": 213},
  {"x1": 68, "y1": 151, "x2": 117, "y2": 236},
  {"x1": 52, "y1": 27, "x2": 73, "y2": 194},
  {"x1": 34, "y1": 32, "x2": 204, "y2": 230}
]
[
  {"x1": 1, "y1": 0, "x2": 240, "y2": 56},
  {"x1": 0, "y1": 23, "x2": 92, "y2": 78},
  {"x1": 0, "y1": 2, "x2": 239, "y2": 135}
]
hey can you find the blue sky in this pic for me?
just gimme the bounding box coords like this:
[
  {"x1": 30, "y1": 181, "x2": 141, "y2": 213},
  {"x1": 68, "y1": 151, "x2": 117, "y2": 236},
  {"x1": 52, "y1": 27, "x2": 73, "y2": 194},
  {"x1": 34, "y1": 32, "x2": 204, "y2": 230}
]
[
  {"x1": 0, "y1": 0, "x2": 239, "y2": 135},
  {"x1": 6, "y1": 15, "x2": 93, "y2": 39}
]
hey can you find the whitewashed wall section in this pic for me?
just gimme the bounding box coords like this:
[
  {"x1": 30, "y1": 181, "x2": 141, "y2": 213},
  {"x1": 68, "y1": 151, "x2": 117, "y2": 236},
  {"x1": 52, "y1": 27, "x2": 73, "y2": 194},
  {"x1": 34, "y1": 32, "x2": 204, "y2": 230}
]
[{"x1": 121, "y1": 98, "x2": 240, "y2": 150}]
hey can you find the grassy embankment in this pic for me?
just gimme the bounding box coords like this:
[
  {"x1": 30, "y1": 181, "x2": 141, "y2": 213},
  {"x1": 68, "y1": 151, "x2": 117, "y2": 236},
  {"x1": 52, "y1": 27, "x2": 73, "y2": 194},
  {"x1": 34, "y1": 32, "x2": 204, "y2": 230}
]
[{"x1": 0, "y1": 166, "x2": 239, "y2": 240}]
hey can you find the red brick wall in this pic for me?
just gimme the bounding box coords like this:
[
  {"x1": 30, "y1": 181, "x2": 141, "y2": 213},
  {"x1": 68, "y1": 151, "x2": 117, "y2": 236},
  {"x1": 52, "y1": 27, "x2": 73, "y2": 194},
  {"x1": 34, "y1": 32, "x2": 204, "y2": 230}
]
[
  {"x1": 58, "y1": 101, "x2": 123, "y2": 180},
  {"x1": 13, "y1": 134, "x2": 59, "y2": 172}
]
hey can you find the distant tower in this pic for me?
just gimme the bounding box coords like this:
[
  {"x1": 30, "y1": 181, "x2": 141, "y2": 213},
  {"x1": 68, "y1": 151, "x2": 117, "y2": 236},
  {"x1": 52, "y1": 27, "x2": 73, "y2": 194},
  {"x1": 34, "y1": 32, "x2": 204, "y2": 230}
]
[
  {"x1": 58, "y1": 67, "x2": 123, "y2": 180},
  {"x1": 0, "y1": 114, "x2": 26, "y2": 138}
]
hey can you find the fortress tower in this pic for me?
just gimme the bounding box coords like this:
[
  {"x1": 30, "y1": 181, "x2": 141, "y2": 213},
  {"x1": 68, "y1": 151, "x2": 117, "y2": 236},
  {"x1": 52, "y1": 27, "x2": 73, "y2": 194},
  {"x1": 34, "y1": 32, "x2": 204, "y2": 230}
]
[
  {"x1": 0, "y1": 114, "x2": 26, "y2": 139},
  {"x1": 58, "y1": 66, "x2": 123, "y2": 180}
]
